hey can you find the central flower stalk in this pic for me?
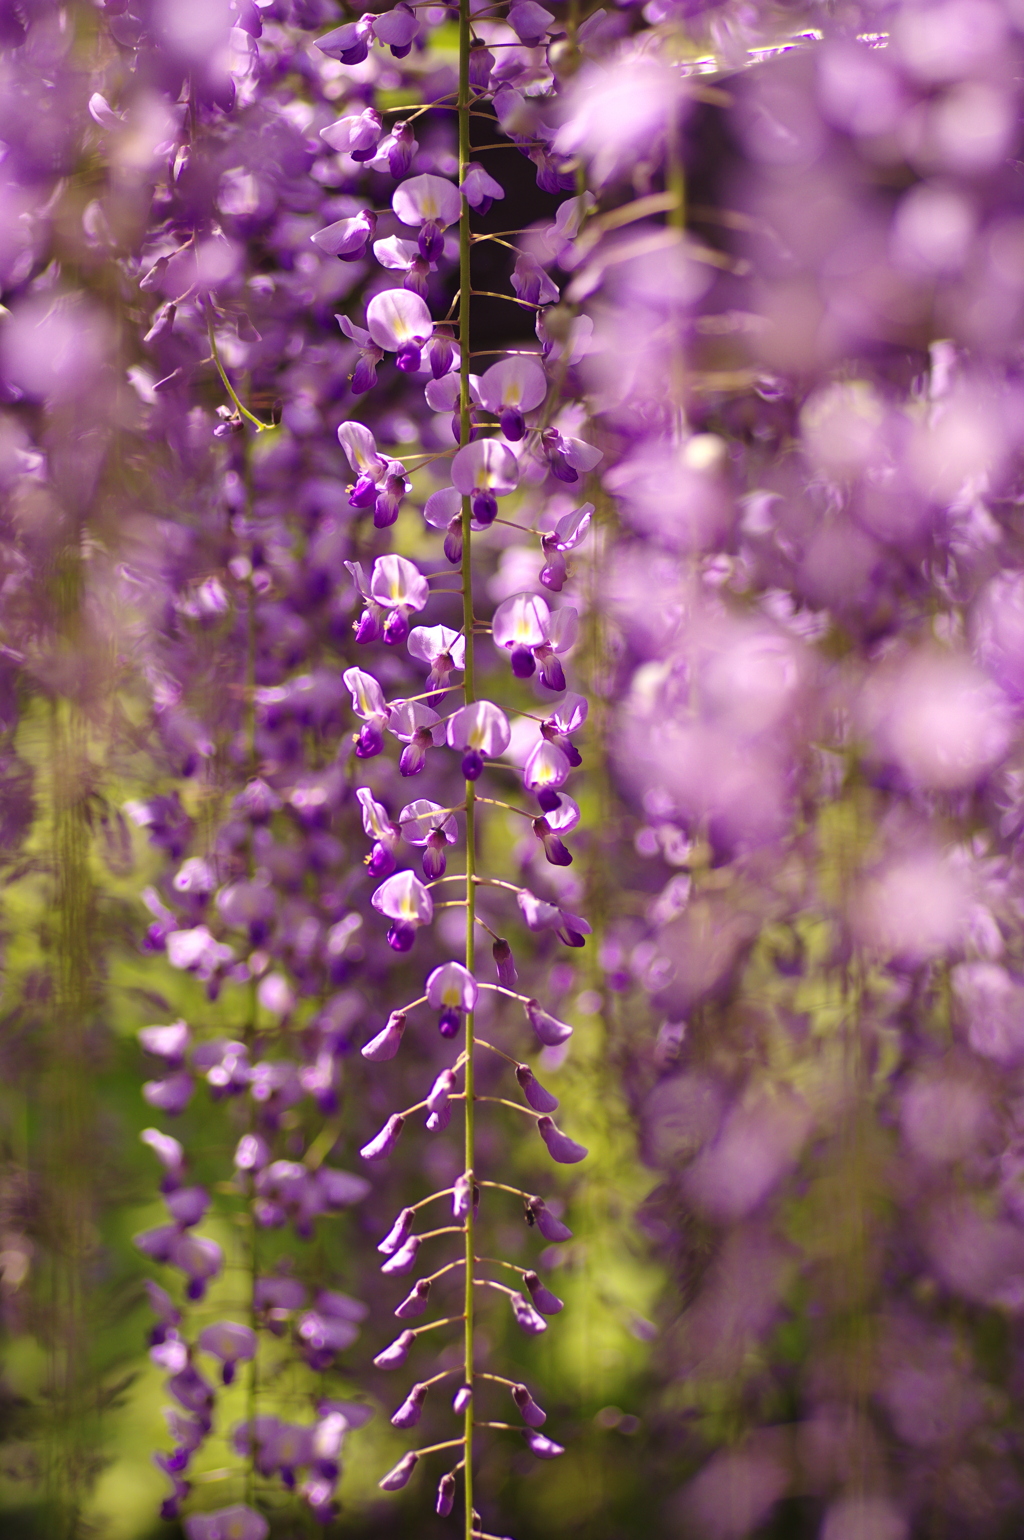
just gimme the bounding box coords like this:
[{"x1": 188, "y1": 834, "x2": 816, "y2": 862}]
[{"x1": 457, "y1": 1, "x2": 477, "y2": 1531}]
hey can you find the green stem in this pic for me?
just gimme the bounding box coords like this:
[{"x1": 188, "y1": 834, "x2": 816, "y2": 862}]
[{"x1": 458, "y1": 0, "x2": 476, "y2": 1530}]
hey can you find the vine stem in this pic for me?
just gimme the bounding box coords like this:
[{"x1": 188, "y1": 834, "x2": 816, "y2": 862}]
[{"x1": 457, "y1": 0, "x2": 477, "y2": 1530}]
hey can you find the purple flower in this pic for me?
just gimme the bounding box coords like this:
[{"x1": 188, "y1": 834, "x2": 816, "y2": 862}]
[
  {"x1": 365, "y1": 289, "x2": 434, "y2": 372},
  {"x1": 437, "y1": 1471, "x2": 457, "y2": 1515},
  {"x1": 379, "y1": 1208, "x2": 416, "y2": 1257},
  {"x1": 451, "y1": 439, "x2": 520, "y2": 526},
  {"x1": 479, "y1": 356, "x2": 547, "y2": 442},
  {"x1": 447, "y1": 701, "x2": 511, "y2": 780},
  {"x1": 373, "y1": 1329, "x2": 415, "y2": 1370},
  {"x1": 389, "y1": 702, "x2": 446, "y2": 777},
  {"x1": 379, "y1": 1450, "x2": 419, "y2": 1491},
  {"x1": 493, "y1": 937, "x2": 519, "y2": 987},
  {"x1": 362, "y1": 1010, "x2": 408, "y2": 1062},
  {"x1": 407, "y1": 625, "x2": 465, "y2": 698},
  {"x1": 525, "y1": 998, "x2": 574, "y2": 1047},
  {"x1": 394, "y1": 1278, "x2": 432, "y2": 1318},
  {"x1": 460, "y1": 162, "x2": 506, "y2": 215},
  {"x1": 512, "y1": 1382, "x2": 547, "y2": 1426},
  {"x1": 139, "y1": 1019, "x2": 191, "y2": 1066},
  {"x1": 320, "y1": 107, "x2": 383, "y2": 157},
  {"x1": 524, "y1": 1269, "x2": 564, "y2": 1314},
  {"x1": 510, "y1": 1291, "x2": 548, "y2": 1334},
  {"x1": 507, "y1": 1, "x2": 554, "y2": 45},
  {"x1": 537, "y1": 1115, "x2": 588, "y2": 1164},
  {"x1": 526, "y1": 1197, "x2": 573, "y2": 1242},
  {"x1": 381, "y1": 1234, "x2": 422, "y2": 1275},
  {"x1": 197, "y1": 1320, "x2": 257, "y2": 1385},
  {"x1": 391, "y1": 1382, "x2": 428, "y2": 1428},
  {"x1": 393, "y1": 173, "x2": 462, "y2": 262},
  {"x1": 185, "y1": 1502, "x2": 270, "y2": 1540},
  {"x1": 524, "y1": 1430, "x2": 565, "y2": 1459},
  {"x1": 516, "y1": 1063, "x2": 559, "y2": 1112},
  {"x1": 140, "y1": 1127, "x2": 187, "y2": 1189},
  {"x1": 311, "y1": 210, "x2": 377, "y2": 262},
  {"x1": 371, "y1": 871, "x2": 434, "y2": 951},
  {"x1": 343, "y1": 669, "x2": 390, "y2": 757},
  {"x1": 360, "y1": 1113, "x2": 406, "y2": 1161}
]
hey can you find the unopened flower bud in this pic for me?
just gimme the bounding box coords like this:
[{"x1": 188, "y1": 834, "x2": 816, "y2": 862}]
[
  {"x1": 524, "y1": 1269, "x2": 564, "y2": 1314},
  {"x1": 452, "y1": 1173, "x2": 473, "y2": 1220},
  {"x1": 493, "y1": 937, "x2": 518, "y2": 987},
  {"x1": 510, "y1": 1291, "x2": 547, "y2": 1334},
  {"x1": 437, "y1": 1471, "x2": 457, "y2": 1516},
  {"x1": 373, "y1": 1329, "x2": 415, "y2": 1370},
  {"x1": 524, "y1": 1430, "x2": 565, "y2": 1458},
  {"x1": 537, "y1": 1115, "x2": 588, "y2": 1164},
  {"x1": 516, "y1": 1063, "x2": 559, "y2": 1113},
  {"x1": 379, "y1": 1450, "x2": 419, "y2": 1490},
  {"x1": 381, "y1": 1235, "x2": 422, "y2": 1276},
  {"x1": 452, "y1": 1384, "x2": 472, "y2": 1414},
  {"x1": 391, "y1": 1382, "x2": 428, "y2": 1429},
  {"x1": 526, "y1": 1196, "x2": 573, "y2": 1242},
  {"x1": 395, "y1": 1278, "x2": 432, "y2": 1318},
  {"x1": 378, "y1": 1207, "x2": 415, "y2": 1256},
  {"x1": 526, "y1": 998, "x2": 573, "y2": 1047},
  {"x1": 512, "y1": 1382, "x2": 547, "y2": 1427},
  {"x1": 360, "y1": 1114, "x2": 406, "y2": 1161},
  {"x1": 362, "y1": 1011, "x2": 407, "y2": 1062}
]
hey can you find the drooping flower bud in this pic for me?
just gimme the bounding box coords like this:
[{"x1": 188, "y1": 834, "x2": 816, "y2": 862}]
[
  {"x1": 452, "y1": 1384, "x2": 472, "y2": 1414},
  {"x1": 516, "y1": 1063, "x2": 559, "y2": 1112},
  {"x1": 362, "y1": 1011, "x2": 408, "y2": 1062},
  {"x1": 537, "y1": 1115, "x2": 588, "y2": 1164},
  {"x1": 512, "y1": 1382, "x2": 547, "y2": 1427},
  {"x1": 526, "y1": 998, "x2": 573, "y2": 1047},
  {"x1": 436, "y1": 1471, "x2": 457, "y2": 1516},
  {"x1": 373, "y1": 1330, "x2": 415, "y2": 1370},
  {"x1": 452, "y1": 1173, "x2": 473, "y2": 1220},
  {"x1": 510, "y1": 1291, "x2": 548, "y2": 1334},
  {"x1": 378, "y1": 1208, "x2": 415, "y2": 1257},
  {"x1": 395, "y1": 1278, "x2": 432, "y2": 1318},
  {"x1": 391, "y1": 1382, "x2": 428, "y2": 1429},
  {"x1": 524, "y1": 1431, "x2": 565, "y2": 1459},
  {"x1": 381, "y1": 1235, "x2": 422, "y2": 1276},
  {"x1": 526, "y1": 1196, "x2": 573, "y2": 1242},
  {"x1": 493, "y1": 937, "x2": 518, "y2": 987},
  {"x1": 360, "y1": 1114, "x2": 406, "y2": 1162},
  {"x1": 524, "y1": 1269, "x2": 564, "y2": 1314},
  {"x1": 379, "y1": 1450, "x2": 419, "y2": 1491}
]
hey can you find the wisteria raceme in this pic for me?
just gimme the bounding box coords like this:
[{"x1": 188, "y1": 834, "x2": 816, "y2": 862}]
[{"x1": 8, "y1": 0, "x2": 1024, "y2": 1534}]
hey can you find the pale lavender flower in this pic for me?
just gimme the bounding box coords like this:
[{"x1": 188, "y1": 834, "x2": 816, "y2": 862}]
[
  {"x1": 388, "y1": 702, "x2": 446, "y2": 776},
  {"x1": 197, "y1": 1321, "x2": 257, "y2": 1385},
  {"x1": 447, "y1": 700, "x2": 511, "y2": 780},
  {"x1": 479, "y1": 356, "x2": 548, "y2": 442},
  {"x1": 319, "y1": 107, "x2": 383, "y2": 157},
  {"x1": 343, "y1": 668, "x2": 390, "y2": 758},
  {"x1": 371, "y1": 870, "x2": 434, "y2": 952},
  {"x1": 310, "y1": 210, "x2": 376, "y2": 262},
  {"x1": 460, "y1": 162, "x2": 505, "y2": 215},
  {"x1": 184, "y1": 1504, "x2": 269, "y2": 1540},
  {"x1": 451, "y1": 438, "x2": 520, "y2": 525},
  {"x1": 365, "y1": 290, "x2": 434, "y2": 372},
  {"x1": 393, "y1": 173, "x2": 462, "y2": 263}
]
